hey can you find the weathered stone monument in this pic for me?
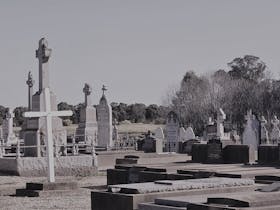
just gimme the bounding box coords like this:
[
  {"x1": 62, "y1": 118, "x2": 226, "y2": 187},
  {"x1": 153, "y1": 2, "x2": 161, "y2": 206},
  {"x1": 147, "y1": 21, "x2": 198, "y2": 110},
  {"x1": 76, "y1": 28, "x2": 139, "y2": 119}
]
[
  {"x1": 270, "y1": 115, "x2": 280, "y2": 144},
  {"x1": 260, "y1": 115, "x2": 269, "y2": 145},
  {"x1": 216, "y1": 108, "x2": 226, "y2": 139},
  {"x1": 155, "y1": 127, "x2": 164, "y2": 153},
  {"x1": 22, "y1": 38, "x2": 68, "y2": 157},
  {"x1": 242, "y1": 110, "x2": 259, "y2": 150},
  {"x1": 2, "y1": 108, "x2": 18, "y2": 145},
  {"x1": 97, "y1": 85, "x2": 113, "y2": 148},
  {"x1": 75, "y1": 83, "x2": 98, "y2": 146},
  {"x1": 165, "y1": 111, "x2": 179, "y2": 152}
]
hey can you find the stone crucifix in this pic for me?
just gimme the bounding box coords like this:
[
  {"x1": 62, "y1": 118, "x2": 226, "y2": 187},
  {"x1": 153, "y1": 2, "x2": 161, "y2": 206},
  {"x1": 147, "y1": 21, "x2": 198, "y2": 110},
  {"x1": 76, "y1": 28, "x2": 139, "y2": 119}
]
[
  {"x1": 83, "y1": 83, "x2": 92, "y2": 107},
  {"x1": 23, "y1": 88, "x2": 73, "y2": 183},
  {"x1": 36, "y1": 38, "x2": 52, "y2": 92}
]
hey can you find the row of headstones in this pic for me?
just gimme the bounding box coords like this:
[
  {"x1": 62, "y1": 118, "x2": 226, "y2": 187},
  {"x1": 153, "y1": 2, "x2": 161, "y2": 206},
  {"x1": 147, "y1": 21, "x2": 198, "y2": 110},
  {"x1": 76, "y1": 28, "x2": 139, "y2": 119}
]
[
  {"x1": 243, "y1": 110, "x2": 280, "y2": 151},
  {"x1": 165, "y1": 108, "x2": 280, "y2": 153}
]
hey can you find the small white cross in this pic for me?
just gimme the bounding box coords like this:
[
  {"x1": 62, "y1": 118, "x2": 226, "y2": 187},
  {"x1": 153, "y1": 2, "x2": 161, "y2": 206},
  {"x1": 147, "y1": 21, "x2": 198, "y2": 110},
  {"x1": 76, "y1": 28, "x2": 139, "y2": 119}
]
[{"x1": 23, "y1": 88, "x2": 73, "y2": 183}]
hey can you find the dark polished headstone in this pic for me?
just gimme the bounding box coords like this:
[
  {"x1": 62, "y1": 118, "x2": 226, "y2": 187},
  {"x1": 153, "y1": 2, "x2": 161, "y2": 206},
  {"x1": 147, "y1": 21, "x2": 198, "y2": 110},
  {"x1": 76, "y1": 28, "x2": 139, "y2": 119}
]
[
  {"x1": 223, "y1": 145, "x2": 255, "y2": 163},
  {"x1": 258, "y1": 145, "x2": 279, "y2": 164},
  {"x1": 191, "y1": 144, "x2": 207, "y2": 163},
  {"x1": 206, "y1": 139, "x2": 223, "y2": 164}
]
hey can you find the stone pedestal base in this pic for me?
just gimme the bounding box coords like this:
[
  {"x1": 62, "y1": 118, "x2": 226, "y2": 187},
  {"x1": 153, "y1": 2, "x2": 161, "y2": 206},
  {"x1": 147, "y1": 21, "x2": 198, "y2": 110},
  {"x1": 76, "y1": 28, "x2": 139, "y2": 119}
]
[
  {"x1": 16, "y1": 181, "x2": 78, "y2": 197},
  {"x1": 0, "y1": 155, "x2": 97, "y2": 176}
]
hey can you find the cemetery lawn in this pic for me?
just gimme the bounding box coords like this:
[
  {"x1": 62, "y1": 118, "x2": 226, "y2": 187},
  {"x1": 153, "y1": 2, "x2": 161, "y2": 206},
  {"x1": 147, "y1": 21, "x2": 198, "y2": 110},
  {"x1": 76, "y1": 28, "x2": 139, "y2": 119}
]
[{"x1": 0, "y1": 174, "x2": 106, "y2": 210}]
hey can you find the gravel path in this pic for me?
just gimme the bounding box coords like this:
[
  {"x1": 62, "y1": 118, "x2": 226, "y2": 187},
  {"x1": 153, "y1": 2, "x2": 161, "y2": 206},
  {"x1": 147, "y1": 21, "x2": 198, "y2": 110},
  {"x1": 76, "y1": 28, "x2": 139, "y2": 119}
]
[{"x1": 0, "y1": 175, "x2": 107, "y2": 210}]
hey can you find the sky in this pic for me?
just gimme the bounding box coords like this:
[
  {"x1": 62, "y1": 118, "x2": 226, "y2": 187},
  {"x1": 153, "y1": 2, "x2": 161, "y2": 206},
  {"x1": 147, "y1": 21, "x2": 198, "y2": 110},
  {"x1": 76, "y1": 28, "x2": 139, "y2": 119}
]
[{"x1": 1, "y1": 0, "x2": 280, "y2": 108}]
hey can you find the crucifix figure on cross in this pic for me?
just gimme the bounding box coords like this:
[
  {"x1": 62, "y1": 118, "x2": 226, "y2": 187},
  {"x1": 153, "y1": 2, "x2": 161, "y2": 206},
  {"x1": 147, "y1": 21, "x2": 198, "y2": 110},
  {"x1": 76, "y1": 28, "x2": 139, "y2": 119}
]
[{"x1": 23, "y1": 88, "x2": 73, "y2": 183}]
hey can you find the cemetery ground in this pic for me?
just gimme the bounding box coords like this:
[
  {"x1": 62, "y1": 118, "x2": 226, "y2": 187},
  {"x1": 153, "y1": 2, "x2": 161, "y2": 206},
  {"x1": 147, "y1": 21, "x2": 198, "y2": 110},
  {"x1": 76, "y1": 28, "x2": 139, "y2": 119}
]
[{"x1": 0, "y1": 173, "x2": 107, "y2": 210}]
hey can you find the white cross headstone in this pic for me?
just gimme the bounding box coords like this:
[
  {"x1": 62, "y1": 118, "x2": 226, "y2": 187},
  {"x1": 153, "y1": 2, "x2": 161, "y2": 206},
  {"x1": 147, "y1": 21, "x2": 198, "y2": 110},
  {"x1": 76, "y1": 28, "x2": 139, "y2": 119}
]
[{"x1": 23, "y1": 88, "x2": 73, "y2": 183}]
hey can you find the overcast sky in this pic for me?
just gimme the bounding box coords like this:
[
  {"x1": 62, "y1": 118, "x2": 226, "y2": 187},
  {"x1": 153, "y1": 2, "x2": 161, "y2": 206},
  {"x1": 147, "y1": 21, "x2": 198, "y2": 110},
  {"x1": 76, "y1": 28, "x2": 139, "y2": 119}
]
[{"x1": 1, "y1": 0, "x2": 280, "y2": 108}]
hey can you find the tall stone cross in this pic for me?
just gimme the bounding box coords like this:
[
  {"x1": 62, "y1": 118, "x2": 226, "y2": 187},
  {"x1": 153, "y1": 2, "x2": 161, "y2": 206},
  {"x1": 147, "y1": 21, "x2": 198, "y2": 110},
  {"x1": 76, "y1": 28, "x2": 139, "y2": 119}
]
[
  {"x1": 83, "y1": 83, "x2": 92, "y2": 106},
  {"x1": 23, "y1": 88, "x2": 73, "y2": 183},
  {"x1": 36, "y1": 38, "x2": 52, "y2": 92}
]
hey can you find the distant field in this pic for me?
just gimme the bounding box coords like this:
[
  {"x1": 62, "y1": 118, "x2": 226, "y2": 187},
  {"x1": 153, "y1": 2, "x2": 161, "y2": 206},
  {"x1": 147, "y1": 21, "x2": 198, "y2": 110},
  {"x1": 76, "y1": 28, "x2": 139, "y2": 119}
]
[
  {"x1": 15, "y1": 123, "x2": 165, "y2": 136},
  {"x1": 117, "y1": 123, "x2": 164, "y2": 134}
]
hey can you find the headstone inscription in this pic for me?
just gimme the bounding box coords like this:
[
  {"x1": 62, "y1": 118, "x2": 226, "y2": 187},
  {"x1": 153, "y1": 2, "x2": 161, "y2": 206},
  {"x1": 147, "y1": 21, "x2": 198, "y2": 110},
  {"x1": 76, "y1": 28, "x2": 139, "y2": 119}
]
[
  {"x1": 206, "y1": 138, "x2": 223, "y2": 163},
  {"x1": 165, "y1": 111, "x2": 179, "y2": 152}
]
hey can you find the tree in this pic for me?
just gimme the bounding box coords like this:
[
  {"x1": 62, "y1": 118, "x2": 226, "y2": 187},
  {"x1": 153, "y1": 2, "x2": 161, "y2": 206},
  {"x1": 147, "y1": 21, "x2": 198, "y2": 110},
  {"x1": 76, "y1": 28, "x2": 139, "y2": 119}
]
[
  {"x1": 145, "y1": 104, "x2": 160, "y2": 122},
  {"x1": 127, "y1": 103, "x2": 146, "y2": 123},
  {"x1": 171, "y1": 71, "x2": 211, "y2": 134},
  {"x1": 228, "y1": 55, "x2": 266, "y2": 83}
]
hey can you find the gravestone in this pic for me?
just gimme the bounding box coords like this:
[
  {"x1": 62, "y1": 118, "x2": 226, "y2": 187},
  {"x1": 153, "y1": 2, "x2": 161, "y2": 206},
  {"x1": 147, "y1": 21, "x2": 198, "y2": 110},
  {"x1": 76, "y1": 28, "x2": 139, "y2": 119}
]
[
  {"x1": 223, "y1": 145, "x2": 255, "y2": 164},
  {"x1": 179, "y1": 127, "x2": 186, "y2": 142},
  {"x1": 142, "y1": 131, "x2": 154, "y2": 153},
  {"x1": 179, "y1": 139, "x2": 200, "y2": 154},
  {"x1": 260, "y1": 116, "x2": 269, "y2": 145},
  {"x1": 22, "y1": 38, "x2": 68, "y2": 157},
  {"x1": 185, "y1": 126, "x2": 195, "y2": 140},
  {"x1": 142, "y1": 131, "x2": 163, "y2": 153},
  {"x1": 165, "y1": 111, "x2": 179, "y2": 152},
  {"x1": 2, "y1": 108, "x2": 18, "y2": 145},
  {"x1": 258, "y1": 145, "x2": 279, "y2": 164},
  {"x1": 205, "y1": 117, "x2": 216, "y2": 141},
  {"x1": 154, "y1": 127, "x2": 164, "y2": 153},
  {"x1": 192, "y1": 143, "x2": 208, "y2": 162},
  {"x1": 75, "y1": 83, "x2": 98, "y2": 146},
  {"x1": 154, "y1": 127, "x2": 164, "y2": 140},
  {"x1": 216, "y1": 108, "x2": 226, "y2": 139},
  {"x1": 97, "y1": 85, "x2": 113, "y2": 148},
  {"x1": 242, "y1": 110, "x2": 259, "y2": 151},
  {"x1": 206, "y1": 139, "x2": 223, "y2": 163},
  {"x1": 270, "y1": 115, "x2": 280, "y2": 145}
]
